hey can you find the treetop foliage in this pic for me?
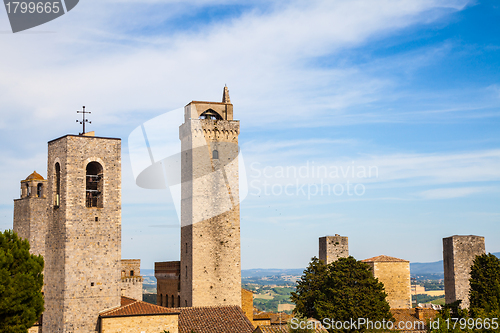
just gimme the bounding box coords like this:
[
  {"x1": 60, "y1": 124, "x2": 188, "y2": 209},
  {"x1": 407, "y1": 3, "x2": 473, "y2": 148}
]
[{"x1": 0, "y1": 230, "x2": 44, "y2": 333}]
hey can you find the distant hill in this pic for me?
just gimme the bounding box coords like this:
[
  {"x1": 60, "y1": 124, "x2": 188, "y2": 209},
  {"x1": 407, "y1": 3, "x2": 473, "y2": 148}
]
[
  {"x1": 242, "y1": 268, "x2": 305, "y2": 278},
  {"x1": 410, "y1": 252, "x2": 500, "y2": 275},
  {"x1": 143, "y1": 253, "x2": 500, "y2": 278}
]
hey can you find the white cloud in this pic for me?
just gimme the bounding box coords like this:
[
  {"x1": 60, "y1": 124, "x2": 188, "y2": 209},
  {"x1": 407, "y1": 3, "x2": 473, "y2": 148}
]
[{"x1": 417, "y1": 186, "x2": 490, "y2": 199}]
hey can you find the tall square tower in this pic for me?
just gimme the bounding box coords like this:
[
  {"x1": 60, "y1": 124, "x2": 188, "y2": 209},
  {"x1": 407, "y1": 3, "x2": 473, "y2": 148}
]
[
  {"x1": 443, "y1": 235, "x2": 485, "y2": 308},
  {"x1": 179, "y1": 87, "x2": 241, "y2": 307},
  {"x1": 43, "y1": 133, "x2": 122, "y2": 332},
  {"x1": 319, "y1": 235, "x2": 349, "y2": 265}
]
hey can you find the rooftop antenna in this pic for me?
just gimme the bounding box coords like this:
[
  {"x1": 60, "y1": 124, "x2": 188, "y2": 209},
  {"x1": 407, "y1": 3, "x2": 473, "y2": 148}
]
[{"x1": 76, "y1": 106, "x2": 91, "y2": 135}]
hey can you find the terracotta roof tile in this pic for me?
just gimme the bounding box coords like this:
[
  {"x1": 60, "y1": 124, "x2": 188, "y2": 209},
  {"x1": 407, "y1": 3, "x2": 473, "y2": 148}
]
[
  {"x1": 362, "y1": 255, "x2": 409, "y2": 263},
  {"x1": 100, "y1": 297, "x2": 178, "y2": 317},
  {"x1": 173, "y1": 305, "x2": 254, "y2": 333},
  {"x1": 24, "y1": 171, "x2": 44, "y2": 181}
]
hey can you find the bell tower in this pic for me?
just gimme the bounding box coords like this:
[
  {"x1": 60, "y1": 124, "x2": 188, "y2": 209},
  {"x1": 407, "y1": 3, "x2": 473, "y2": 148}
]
[
  {"x1": 13, "y1": 171, "x2": 48, "y2": 258},
  {"x1": 43, "y1": 132, "x2": 122, "y2": 332},
  {"x1": 180, "y1": 86, "x2": 242, "y2": 307}
]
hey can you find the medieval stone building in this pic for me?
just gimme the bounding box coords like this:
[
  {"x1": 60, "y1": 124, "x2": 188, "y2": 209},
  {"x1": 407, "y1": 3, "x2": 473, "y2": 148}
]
[
  {"x1": 362, "y1": 255, "x2": 412, "y2": 309},
  {"x1": 13, "y1": 132, "x2": 142, "y2": 332},
  {"x1": 156, "y1": 86, "x2": 242, "y2": 308},
  {"x1": 443, "y1": 235, "x2": 485, "y2": 308},
  {"x1": 319, "y1": 234, "x2": 349, "y2": 264}
]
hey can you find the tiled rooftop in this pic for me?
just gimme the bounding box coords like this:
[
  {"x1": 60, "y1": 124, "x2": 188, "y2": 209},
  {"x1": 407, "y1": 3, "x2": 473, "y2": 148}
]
[
  {"x1": 173, "y1": 305, "x2": 254, "y2": 333},
  {"x1": 362, "y1": 255, "x2": 409, "y2": 262},
  {"x1": 99, "y1": 297, "x2": 178, "y2": 317}
]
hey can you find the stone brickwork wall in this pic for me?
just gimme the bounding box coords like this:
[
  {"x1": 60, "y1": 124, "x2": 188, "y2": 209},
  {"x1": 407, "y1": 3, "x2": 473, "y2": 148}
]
[
  {"x1": 319, "y1": 235, "x2": 348, "y2": 264},
  {"x1": 363, "y1": 256, "x2": 411, "y2": 309},
  {"x1": 100, "y1": 314, "x2": 178, "y2": 333},
  {"x1": 241, "y1": 288, "x2": 255, "y2": 327},
  {"x1": 155, "y1": 261, "x2": 181, "y2": 307},
  {"x1": 43, "y1": 134, "x2": 122, "y2": 333},
  {"x1": 180, "y1": 98, "x2": 242, "y2": 308},
  {"x1": 443, "y1": 235, "x2": 485, "y2": 308}
]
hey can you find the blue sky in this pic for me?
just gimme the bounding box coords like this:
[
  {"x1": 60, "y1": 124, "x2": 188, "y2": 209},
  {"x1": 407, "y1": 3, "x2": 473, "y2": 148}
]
[{"x1": 1, "y1": 0, "x2": 499, "y2": 270}]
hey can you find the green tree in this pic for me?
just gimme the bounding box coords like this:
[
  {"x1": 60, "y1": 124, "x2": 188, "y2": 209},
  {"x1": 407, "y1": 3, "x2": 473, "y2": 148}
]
[
  {"x1": 0, "y1": 230, "x2": 44, "y2": 333},
  {"x1": 469, "y1": 253, "x2": 500, "y2": 316},
  {"x1": 291, "y1": 256, "x2": 393, "y2": 332}
]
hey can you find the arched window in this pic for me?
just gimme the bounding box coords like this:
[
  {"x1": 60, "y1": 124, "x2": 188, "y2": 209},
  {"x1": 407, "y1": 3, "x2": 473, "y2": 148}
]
[
  {"x1": 165, "y1": 294, "x2": 168, "y2": 307},
  {"x1": 121, "y1": 270, "x2": 125, "y2": 278},
  {"x1": 26, "y1": 183, "x2": 31, "y2": 197},
  {"x1": 172, "y1": 295, "x2": 174, "y2": 307},
  {"x1": 178, "y1": 296, "x2": 181, "y2": 307},
  {"x1": 160, "y1": 294, "x2": 163, "y2": 306},
  {"x1": 199, "y1": 109, "x2": 222, "y2": 120},
  {"x1": 55, "y1": 162, "x2": 60, "y2": 207},
  {"x1": 212, "y1": 150, "x2": 219, "y2": 159},
  {"x1": 86, "y1": 162, "x2": 103, "y2": 208},
  {"x1": 37, "y1": 183, "x2": 42, "y2": 197},
  {"x1": 130, "y1": 270, "x2": 134, "y2": 277}
]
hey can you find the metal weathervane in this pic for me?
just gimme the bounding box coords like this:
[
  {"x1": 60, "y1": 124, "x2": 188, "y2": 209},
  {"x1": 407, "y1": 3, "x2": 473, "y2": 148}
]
[{"x1": 76, "y1": 106, "x2": 91, "y2": 135}]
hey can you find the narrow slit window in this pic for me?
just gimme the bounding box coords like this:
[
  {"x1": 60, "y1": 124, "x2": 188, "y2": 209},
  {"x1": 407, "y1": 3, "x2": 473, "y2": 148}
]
[
  {"x1": 37, "y1": 183, "x2": 42, "y2": 197},
  {"x1": 55, "y1": 162, "x2": 60, "y2": 207}
]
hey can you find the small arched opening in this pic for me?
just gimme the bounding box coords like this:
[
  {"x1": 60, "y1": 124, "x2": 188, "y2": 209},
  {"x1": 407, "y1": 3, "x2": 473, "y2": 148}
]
[
  {"x1": 86, "y1": 162, "x2": 103, "y2": 208},
  {"x1": 199, "y1": 109, "x2": 222, "y2": 120},
  {"x1": 37, "y1": 183, "x2": 43, "y2": 197},
  {"x1": 212, "y1": 149, "x2": 219, "y2": 159}
]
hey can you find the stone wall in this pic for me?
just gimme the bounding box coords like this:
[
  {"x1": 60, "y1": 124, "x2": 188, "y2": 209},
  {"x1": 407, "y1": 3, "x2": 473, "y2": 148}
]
[
  {"x1": 241, "y1": 288, "x2": 254, "y2": 327},
  {"x1": 43, "y1": 134, "x2": 122, "y2": 333},
  {"x1": 319, "y1": 235, "x2": 348, "y2": 264},
  {"x1": 100, "y1": 314, "x2": 178, "y2": 333},
  {"x1": 443, "y1": 235, "x2": 485, "y2": 308}
]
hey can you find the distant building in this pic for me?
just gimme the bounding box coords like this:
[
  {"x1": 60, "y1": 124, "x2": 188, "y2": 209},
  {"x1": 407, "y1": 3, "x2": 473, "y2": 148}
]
[
  {"x1": 120, "y1": 259, "x2": 143, "y2": 301},
  {"x1": 362, "y1": 255, "x2": 411, "y2": 309},
  {"x1": 318, "y1": 235, "x2": 348, "y2": 264},
  {"x1": 443, "y1": 235, "x2": 485, "y2": 308}
]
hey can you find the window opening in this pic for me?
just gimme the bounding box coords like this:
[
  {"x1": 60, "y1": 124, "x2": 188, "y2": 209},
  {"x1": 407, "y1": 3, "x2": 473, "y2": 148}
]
[
  {"x1": 55, "y1": 163, "x2": 60, "y2": 207},
  {"x1": 86, "y1": 162, "x2": 103, "y2": 208}
]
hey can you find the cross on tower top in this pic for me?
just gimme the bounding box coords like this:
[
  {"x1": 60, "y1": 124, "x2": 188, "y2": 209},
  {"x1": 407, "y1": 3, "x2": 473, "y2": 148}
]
[{"x1": 76, "y1": 106, "x2": 91, "y2": 135}]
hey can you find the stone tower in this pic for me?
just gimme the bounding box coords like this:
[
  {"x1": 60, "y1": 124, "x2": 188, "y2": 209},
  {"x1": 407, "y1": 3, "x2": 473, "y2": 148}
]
[
  {"x1": 13, "y1": 171, "x2": 48, "y2": 258},
  {"x1": 362, "y1": 255, "x2": 411, "y2": 309},
  {"x1": 179, "y1": 86, "x2": 241, "y2": 307},
  {"x1": 443, "y1": 235, "x2": 485, "y2": 308},
  {"x1": 319, "y1": 235, "x2": 348, "y2": 264},
  {"x1": 43, "y1": 133, "x2": 122, "y2": 332}
]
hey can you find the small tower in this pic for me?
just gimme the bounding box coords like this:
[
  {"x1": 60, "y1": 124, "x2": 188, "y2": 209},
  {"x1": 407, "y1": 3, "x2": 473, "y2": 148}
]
[
  {"x1": 319, "y1": 235, "x2": 348, "y2": 265},
  {"x1": 443, "y1": 235, "x2": 485, "y2": 308},
  {"x1": 120, "y1": 259, "x2": 144, "y2": 301},
  {"x1": 179, "y1": 86, "x2": 241, "y2": 307},
  {"x1": 13, "y1": 171, "x2": 48, "y2": 258},
  {"x1": 362, "y1": 255, "x2": 411, "y2": 309},
  {"x1": 43, "y1": 132, "x2": 122, "y2": 332}
]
